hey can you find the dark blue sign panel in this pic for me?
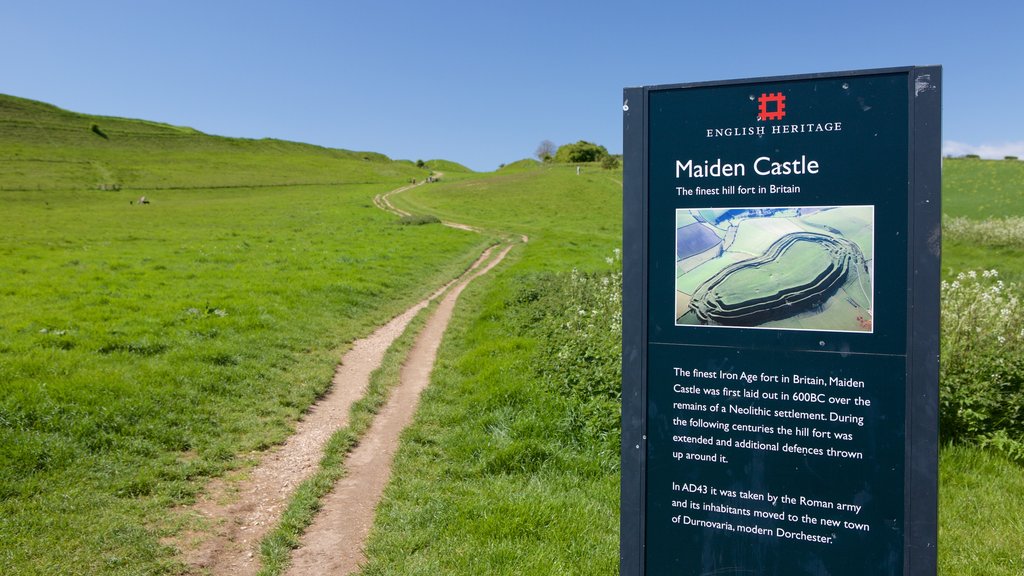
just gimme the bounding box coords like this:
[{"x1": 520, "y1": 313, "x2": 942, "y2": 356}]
[{"x1": 622, "y1": 68, "x2": 940, "y2": 576}]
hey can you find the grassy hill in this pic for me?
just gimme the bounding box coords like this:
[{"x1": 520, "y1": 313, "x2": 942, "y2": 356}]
[
  {"x1": 496, "y1": 158, "x2": 542, "y2": 172},
  {"x1": 423, "y1": 159, "x2": 474, "y2": 173},
  {"x1": 0, "y1": 95, "x2": 489, "y2": 574},
  {"x1": 0, "y1": 93, "x2": 418, "y2": 191}
]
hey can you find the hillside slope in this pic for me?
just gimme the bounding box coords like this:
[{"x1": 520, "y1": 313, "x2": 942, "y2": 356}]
[
  {"x1": 0, "y1": 93, "x2": 422, "y2": 190},
  {"x1": 0, "y1": 94, "x2": 488, "y2": 574}
]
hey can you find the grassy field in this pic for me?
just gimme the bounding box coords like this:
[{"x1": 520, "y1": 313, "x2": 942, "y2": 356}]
[
  {"x1": 362, "y1": 163, "x2": 623, "y2": 574},
  {"x1": 943, "y1": 157, "x2": 1024, "y2": 219},
  {"x1": 937, "y1": 158, "x2": 1024, "y2": 575},
  {"x1": 389, "y1": 163, "x2": 623, "y2": 270},
  {"x1": 0, "y1": 96, "x2": 490, "y2": 574},
  {"x1": 942, "y1": 157, "x2": 1024, "y2": 281}
]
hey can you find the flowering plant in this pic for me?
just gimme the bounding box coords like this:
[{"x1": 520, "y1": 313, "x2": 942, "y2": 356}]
[
  {"x1": 507, "y1": 251, "x2": 622, "y2": 455},
  {"x1": 940, "y1": 270, "x2": 1024, "y2": 460}
]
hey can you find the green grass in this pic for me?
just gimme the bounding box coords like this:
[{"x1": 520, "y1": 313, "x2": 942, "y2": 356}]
[
  {"x1": 359, "y1": 165, "x2": 622, "y2": 574},
  {"x1": 942, "y1": 157, "x2": 1024, "y2": 282},
  {"x1": 942, "y1": 157, "x2": 1024, "y2": 219},
  {"x1": 496, "y1": 158, "x2": 542, "y2": 172},
  {"x1": 917, "y1": 158, "x2": 1023, "y2": 574},
  {"x1": 390, "y1": 163, "x2": 622, "y2": 271},
  {"x1": 423, "y1": 159, "x2": 474, "y2": 174},
  {"x1": 258, "y1": 302, "x2": 436, "y2": 576},
  {"x1": 361, "y1": 267, "x2": 619, "y2": 575},
  {"x1": 0, "y1": 95, "x2": 490, "y2": 574},
  {"x1": 942, "y1": 239, "x2": 1024, "y2": 282},
  {"x1": 939, "y1": 445, "x2": 1024, "y2": 575},
  {"x1": 0, "y1": 94, "x2": 413, "y2": 191},
  {"x1": 0, "y1": 185, "x2": 487, "y2": 574}
]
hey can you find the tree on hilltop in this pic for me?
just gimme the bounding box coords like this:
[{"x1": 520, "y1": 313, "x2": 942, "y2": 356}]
[
  {"x1": 555, "y1": 140, "x2": 609, "y2": 163},
  {"x1": 535, "y1": 140, "x2": 556, "y2": 162}
]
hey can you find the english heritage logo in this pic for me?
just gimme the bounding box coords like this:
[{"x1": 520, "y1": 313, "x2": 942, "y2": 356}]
[
  {"x1": 757, "y1": 92, "x2": 786, "y2": 121},
  {"x1": 704, "y1": 89, "x2": 842, "y2": 138}
]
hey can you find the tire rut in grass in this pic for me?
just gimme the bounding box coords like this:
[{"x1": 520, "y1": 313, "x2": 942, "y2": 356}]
[
  {"x1": 173, "y1": 175, "x2": 515, "y2": 575},
  {"x1": 173, "y1": 298, "x2": 430, "y2": 575},
  {"x1": 172, "y1": 243, "x2": 509, "y2": 576},
  {"x1": 284, "y1": 242, "x2": 513, "y2": 575},
  {"x1": 171, "y1": 243, "x2": 491, "y2": 573}
]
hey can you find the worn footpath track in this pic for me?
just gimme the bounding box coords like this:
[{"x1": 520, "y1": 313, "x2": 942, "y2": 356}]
[
  {"x1": 285, "y1": 242, "x2": 512, "y2": 575},
  {"x1": 176, "y1": 178, "x2": 515, "y2": 575}
]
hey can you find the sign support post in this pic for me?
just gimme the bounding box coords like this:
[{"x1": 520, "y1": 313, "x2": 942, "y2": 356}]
[{"x1": 622, "y1": 67, "x2": 940, "y2": 576}]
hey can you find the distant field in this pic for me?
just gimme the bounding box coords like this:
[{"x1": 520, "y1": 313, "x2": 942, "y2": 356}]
[
  {"x1": 942, "y1": 157, "x2": 1024, "y2": 219},
  {"x1": 390, "y1": 163, "x2": 622, "y2": 271},
  {"x1": 942, "y1": 157, "x2": 1024, "y2": 281}
]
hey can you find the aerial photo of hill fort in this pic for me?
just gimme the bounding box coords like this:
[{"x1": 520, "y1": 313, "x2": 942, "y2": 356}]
[{"x1": 675, "y1": 206, "x2": 874, "y2": 332}]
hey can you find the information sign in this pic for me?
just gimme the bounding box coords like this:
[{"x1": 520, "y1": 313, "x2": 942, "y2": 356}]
[{"x1": 622, "y1": 67, "x2": 940, "y2": 576}]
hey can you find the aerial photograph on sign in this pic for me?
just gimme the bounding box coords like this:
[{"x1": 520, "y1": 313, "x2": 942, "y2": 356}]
[{"x1": 675, "y1": 205, "x2": 874, "y2": 332}]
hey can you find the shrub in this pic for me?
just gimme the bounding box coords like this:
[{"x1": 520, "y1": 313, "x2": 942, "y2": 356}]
[
  {"x1": 601, "y1": 155, "x2": 620, "y2": 170},
  {"x1": 940, "y1": 270, "x2": 1024, "y2": 461},
  {"x1": 90, "y1": 123, "x2": 108, "y2": 139},
  {"x1": 506, "y1": 251, "x2": 622, "y2": 450},
  {"x1": 554, "y1": 140, "x2": 609, "y2": 163},
  {"x1": 396, "y1": 214, "x2": 440, "y2": 226},
  {"x1": 1006, "y1": 156, "x2": 1019, "y2": 161}
]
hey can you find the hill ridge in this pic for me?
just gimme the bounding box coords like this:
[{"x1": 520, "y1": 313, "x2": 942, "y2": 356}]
[{"x1": 0, "y1": 92, "x2": 426, "y2": 191}]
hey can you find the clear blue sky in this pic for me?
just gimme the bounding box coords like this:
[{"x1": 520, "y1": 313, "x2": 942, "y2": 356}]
[{"x1": 2, "y1": 0, "x2": 1021, "y2": 171}]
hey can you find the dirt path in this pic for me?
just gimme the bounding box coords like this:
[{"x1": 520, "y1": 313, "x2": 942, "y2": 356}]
[
  {"x1": 285, "y1": 243, "x2": 513, "y2": 575},
  {"x1": 375, "y1": 173, "x2": 483, "y2": 234},
  {"x1": 176, "y1": 303, "x2": 422, "y2": 574},
  {"x1": 174, "y1": 178, "x2": 514, "y2": 575}
]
